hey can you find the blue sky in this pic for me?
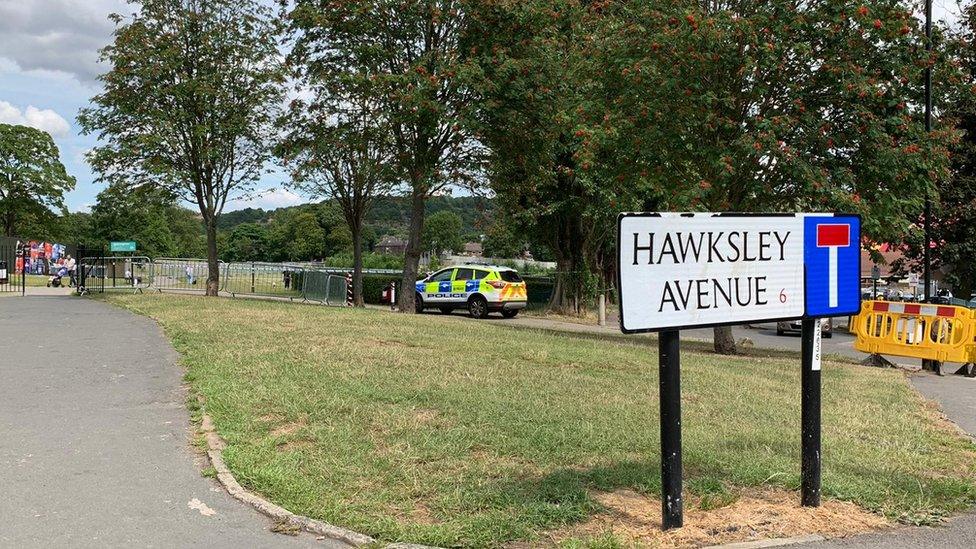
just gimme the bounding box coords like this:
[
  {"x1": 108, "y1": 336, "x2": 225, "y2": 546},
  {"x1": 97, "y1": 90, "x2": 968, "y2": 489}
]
[{"x1": 0, "y1": 0, "x2": 964, "y2": 213}]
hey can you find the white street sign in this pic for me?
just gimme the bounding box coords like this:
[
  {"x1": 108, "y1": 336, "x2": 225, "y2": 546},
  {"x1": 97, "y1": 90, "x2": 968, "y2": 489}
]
[{"x1": 617, "y1": 212, "x2": 861, "y2": 333}]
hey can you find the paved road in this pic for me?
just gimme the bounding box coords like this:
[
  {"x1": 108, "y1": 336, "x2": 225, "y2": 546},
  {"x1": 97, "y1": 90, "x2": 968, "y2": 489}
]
[
  {"x1": 0, "y1": 296, "x2": 342, "y2": 548},
  {"x1": 803, "y1": 372, "x2": 976, "y2": 548}
]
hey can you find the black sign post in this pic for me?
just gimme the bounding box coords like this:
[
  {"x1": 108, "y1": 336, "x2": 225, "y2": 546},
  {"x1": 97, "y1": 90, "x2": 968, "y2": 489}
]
[
  {"x1": 618, "y1": 213, "x2": 861, "y2": 530},
  {"x1": 658, "y1": 329, "x2": 682, "y2": 529},
  {"x1": 800, "y1": 318, "x2": 822, "y2": 506}
]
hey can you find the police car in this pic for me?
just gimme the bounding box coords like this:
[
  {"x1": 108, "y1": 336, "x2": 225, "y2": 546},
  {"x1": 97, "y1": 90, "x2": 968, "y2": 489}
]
[{"x1": 415, "y1": 264, "x2": 528, "y2": 318}]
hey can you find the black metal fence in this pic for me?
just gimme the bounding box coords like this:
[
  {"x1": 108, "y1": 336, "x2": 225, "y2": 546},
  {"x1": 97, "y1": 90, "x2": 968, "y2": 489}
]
[{"x1": 0, "y1": 241, "x2": 22, "y2": 294}]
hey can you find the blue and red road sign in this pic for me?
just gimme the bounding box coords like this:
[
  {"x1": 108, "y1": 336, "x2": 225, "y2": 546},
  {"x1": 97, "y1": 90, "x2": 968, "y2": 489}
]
[{"x1": 803, "y1": 215, "x2": 860, "y2": 318}]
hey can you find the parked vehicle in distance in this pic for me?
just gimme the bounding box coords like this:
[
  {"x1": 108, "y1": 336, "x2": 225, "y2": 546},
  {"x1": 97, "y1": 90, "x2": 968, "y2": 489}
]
[
  {"x1": 415, "y1": 264, "x2": 528, "y2": 318},
  {"x1": 776, "y1": 318, "x2": 833, "y2": 338}
]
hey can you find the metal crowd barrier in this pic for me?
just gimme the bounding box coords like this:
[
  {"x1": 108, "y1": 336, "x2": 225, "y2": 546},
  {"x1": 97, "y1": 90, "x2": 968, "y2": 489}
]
[
  {"x1": 152, "y1": 258, "x2": 219, "y2": 292},
  {"x1": 222, "y1": 262, "x2": 305, "y2": 300},
  {"x1": 851, "y1": 301, "x2": 976, "y2": 364},
  {"x1": 301, "y1": 271, "x2": 348, "y2": 305},
  {"x1": 74, "y1": 256, "x2": 352, "y2": 307},
  {"x1": 96, "y1": 256, "x2": 153, "y2": 292}
]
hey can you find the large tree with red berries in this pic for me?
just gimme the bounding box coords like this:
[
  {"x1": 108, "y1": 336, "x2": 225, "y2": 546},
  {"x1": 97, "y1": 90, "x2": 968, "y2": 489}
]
[{"x1": 470, "y1": 0, "x2": 954, "y2": 353}]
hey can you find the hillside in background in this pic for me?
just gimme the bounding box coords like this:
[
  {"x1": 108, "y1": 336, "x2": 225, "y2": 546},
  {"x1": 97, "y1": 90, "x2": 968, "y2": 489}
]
[{"x1": 219, "y1": 195, "x2": 493, "y2": 238}]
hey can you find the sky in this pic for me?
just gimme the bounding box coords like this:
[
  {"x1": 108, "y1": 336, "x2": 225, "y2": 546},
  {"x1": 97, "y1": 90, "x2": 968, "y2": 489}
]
[
  {"x1": 0, "y1": 0, "x2": 305, "y2": 213},
  {"x1": 0, "y1": 0, "x2": 966, "y2": 213}
]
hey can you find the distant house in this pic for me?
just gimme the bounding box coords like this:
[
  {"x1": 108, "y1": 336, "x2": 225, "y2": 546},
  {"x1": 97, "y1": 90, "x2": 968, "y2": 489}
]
[
  {"x1": 462, "y1": 242, "x2": 483, "y2": 257},
  {"x1": 860, "y1": 243, "x2": 905, "y2": 280},
  {"x1": 376, "y1": 236, "x2": 407, "y2": 255}
]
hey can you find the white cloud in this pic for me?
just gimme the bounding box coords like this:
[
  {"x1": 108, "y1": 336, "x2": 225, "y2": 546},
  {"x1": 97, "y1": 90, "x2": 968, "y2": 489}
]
[
  {"x1": 0, "y1": 100, "x2": 71, "y2": 137},
  {"x1": 225, "y1": 188, "x2": 306, "y2": 211},
  {"x1": 0, "y1": 0, "x2": 126, "y2": 83}
]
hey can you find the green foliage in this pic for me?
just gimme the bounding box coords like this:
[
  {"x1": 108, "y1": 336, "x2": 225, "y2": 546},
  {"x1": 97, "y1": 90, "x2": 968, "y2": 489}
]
[
  {"x1": 360, "y1": 273, "x2": 403, "y2": 304},
  {"x1": 222, "y1": 222, "x2": 269, "y2": 262},
  {"x1": 895, "y1": 4, "x2": 976, "y2": 297},
  {"x1": 0, "y1": 123, "x2": 76, "y2": 237},
  {"x1": 324, "y1": 252, "x2": 403, "y2": 271},
  {"x1": 89, "y1": 185, "x2": 204, "y2": 258},
  {"x1": 79, "y1": 0, "x2": 285, "y2": 292},
  {"x1": 481, "y1": 217, "x2": 526, "y2": 259},
  {"x1": 268, "y1": 210, "x2": 327, "y2": 262},
  {"x1": 285, "y1": 0, "x2": 484, "y2": 309},
  {"x1": 216, "y1": 196, "x2": 491, "y2": 242},
  {"x1": 466, "y1": 0, "x2": 959, "y2": 321},
  {"x1": 421, "y1": 210, "x2": 464, "y2": 254},
  {"x1": 217, "y1": 207, "x2": 268, "y2": 229}
]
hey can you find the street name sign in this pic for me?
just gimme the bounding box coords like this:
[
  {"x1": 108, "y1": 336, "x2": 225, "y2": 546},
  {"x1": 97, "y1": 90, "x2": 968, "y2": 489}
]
[
  {"x1": 618, "y1": 213, "x2": 860, "y2": 333},
  {"x1": 109, "y1": 241, "x2": 137, "y2": 252},
  {"x1": 617, "y1": 211, "x2": 861, "y2": 530}
]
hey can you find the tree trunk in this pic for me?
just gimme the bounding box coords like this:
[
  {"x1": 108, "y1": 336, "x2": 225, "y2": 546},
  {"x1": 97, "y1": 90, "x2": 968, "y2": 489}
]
[
  {"x1": 3, "y1": 211, "x2": 15, "y2": 237},
  {"x1": 205, "y1": 218, "x2": 220, "y2": 297},
  {"x1": 398, "y1": 189, "x2": 426, "y2": 312},
  {"x1": 351, "y1": 221, "x2": 365, "y2": 307},
  {"x1": 713, "y1": 325, "x2": 737, "y2": 354},
  {"x1": 547, "y1": 211, "x2": 587, "y2": 315}
]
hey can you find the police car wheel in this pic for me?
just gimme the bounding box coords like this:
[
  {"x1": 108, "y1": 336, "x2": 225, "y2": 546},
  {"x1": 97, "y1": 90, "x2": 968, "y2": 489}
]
[
  {"x1": 414, "y1": 293, "x2": 424, "y2": 314},
  {"x1": 468, "y1": 296, "x2": 489, "y2": 319},
  {"x1": 501, "y1": 309, "x2": 519, "y2": 319}
]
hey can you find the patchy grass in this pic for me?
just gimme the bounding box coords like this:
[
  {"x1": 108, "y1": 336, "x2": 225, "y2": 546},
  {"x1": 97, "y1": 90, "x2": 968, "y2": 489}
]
[{"x1": 105, "y1": 294, "x2": 976, "y2": 547}]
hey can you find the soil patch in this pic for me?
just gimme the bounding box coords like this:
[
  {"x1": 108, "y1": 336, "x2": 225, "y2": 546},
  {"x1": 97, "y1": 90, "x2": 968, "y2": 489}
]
[
  {"x1": 549, "y1": 487, "x2": 888, "y2": 547},
  {"x1": 270, "y1": 416, "x2": 308, "y2": 437}
]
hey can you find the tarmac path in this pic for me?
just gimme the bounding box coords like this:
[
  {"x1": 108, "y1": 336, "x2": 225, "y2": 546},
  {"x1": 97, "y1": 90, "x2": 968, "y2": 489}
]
[{"x1": 0, "y1": 296, "x2": 343, "y2": 548}]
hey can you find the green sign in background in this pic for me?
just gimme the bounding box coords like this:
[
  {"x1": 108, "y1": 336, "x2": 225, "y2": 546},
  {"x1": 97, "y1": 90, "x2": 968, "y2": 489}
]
[{"x1": 110, "y1": 241, "x2": 137, "y2": 252}]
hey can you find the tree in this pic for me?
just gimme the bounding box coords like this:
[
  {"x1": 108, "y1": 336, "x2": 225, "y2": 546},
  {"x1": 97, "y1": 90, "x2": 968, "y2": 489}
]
[
  {"x1": 90, "y1": 184, "x2": 204, "y2": 258},
  {"x1": 894, "y1": 3, "x2": 976, "y2": 297},
  {"x1": 471, "y1": 1, "x2": 954, "y2": 353},
  {"x1": 596, "y1": 1, "x2": 952, "y2": 353},
  {"x1": 286, "y1": 0, "x2": 482, "y2": 312},
  {"x1": 222, "y1": 222, "x2": 268, "y2": 262},
  {"x1": 0, "y1": 123, "x2": 76, "y2": 237},
  {"x1": 481, "y1": 217, "x2": 525, "y2": 259},
  {"x1": 422, "y1": 210, "x2": 464, "y2": 254},
  {"x1": 465, "y1": 1, "x2": 625, "y2": 315},
  {"x1": 267, "y1": 209, "x2": 326, "y2": 261},
  {"x1": 79, "y1": 0, "x2": 285, "y2": 296},
  {"x1": 278, "y1": 99, "x2": 396, "y2": 306}
]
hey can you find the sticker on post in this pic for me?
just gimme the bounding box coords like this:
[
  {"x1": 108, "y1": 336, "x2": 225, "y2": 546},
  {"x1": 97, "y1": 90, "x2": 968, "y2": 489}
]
[{"x1": 812, "y1": 319, "x2": 822, "y2": 371}]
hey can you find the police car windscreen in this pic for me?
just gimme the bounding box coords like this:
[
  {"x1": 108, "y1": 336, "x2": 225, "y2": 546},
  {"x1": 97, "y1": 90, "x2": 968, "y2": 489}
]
[{"x1": 500, "y1": 271, "x2": 522, "y2": 282}]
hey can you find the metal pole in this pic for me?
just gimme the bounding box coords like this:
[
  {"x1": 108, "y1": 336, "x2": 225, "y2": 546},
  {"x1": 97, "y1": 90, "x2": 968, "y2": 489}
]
[
  {"x1": 800, "y1": 318, "x2": 822, "y2": 507},
  {"x1": 659, "y1": 329, "x2": 683, "y2": 529},
  {"x1": 923, "y1": 0, "x2": 932, "y2": 302}
]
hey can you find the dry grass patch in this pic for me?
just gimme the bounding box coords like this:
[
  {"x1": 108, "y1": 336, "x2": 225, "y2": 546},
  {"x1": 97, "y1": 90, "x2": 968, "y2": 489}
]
[{"x1": 551, "y1": 487, "x2": 888, "y2": 547}]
